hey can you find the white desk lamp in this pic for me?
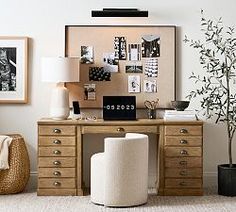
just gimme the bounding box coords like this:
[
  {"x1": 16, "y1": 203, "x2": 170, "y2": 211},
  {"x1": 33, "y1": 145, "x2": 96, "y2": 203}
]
[{"x1": 41, "y1": 57, "x2": 79, "y2": 120}]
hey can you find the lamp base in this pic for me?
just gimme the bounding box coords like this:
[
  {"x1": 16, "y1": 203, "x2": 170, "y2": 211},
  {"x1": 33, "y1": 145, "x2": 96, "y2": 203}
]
[{"x1": 50, "y1": 85, "x2": 70, "y2": 120}]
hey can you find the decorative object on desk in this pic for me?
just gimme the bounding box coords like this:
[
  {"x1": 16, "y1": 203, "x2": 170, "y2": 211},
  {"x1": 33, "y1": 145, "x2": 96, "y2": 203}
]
[
  {"x1": 164, "y1": 110, "x2": 197, "y2": 121},
  {"x1": 91, "y1": 8, "x2": 148, "y2": 17},
  {"x1": 171, "y1": 100, "x2": 190, "y2": 111},
  {"x1": 80, "y1": 46, "x2": 94, "y2": 64},
  {"x1": 103, "y1": 96, "x2": 136, "y2": 120},
  {"x1": 0, "y1": 37, "x2": 28, "y2": 103},
  {"x1": 184, "y1": 10, "x2": 236, "y2": 196},
  {"x1": 41, "y1": 57, "x2": 79, "y2": 120},
  {"x1": 144, "y1": 99, "x2": 159, "y2": 119}
]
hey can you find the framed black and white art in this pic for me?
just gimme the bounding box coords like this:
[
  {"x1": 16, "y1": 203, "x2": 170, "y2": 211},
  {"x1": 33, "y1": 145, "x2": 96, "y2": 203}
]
[{"x1": 0, "y1": 37, "x2": 28, "y2": 103}]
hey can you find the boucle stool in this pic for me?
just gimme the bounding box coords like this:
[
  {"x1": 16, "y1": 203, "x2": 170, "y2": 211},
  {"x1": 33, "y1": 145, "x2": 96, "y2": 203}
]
[
  {"x1": 0, "y1": 134, "x2": 30, "y2": 194},
  {"x1": 91, "y1": 133, "x2": 149, "y2": 207}
]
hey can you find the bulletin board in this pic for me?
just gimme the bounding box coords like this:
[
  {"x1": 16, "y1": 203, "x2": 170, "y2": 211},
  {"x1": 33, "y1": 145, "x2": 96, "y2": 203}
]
[{"x1": 65, "y1": 25, "x2": 176, "y2": 108}]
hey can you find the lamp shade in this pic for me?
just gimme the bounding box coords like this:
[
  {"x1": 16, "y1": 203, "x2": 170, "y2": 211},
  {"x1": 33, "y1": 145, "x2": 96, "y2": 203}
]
[{"x1": 41, "y1": 57, "x2": 79, "y2": 82}]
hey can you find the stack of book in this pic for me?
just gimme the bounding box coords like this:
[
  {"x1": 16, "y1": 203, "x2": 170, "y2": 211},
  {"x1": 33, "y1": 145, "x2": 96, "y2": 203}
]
[{"x1": 164, "y1": 110, "x2": 197, "y2": 121}]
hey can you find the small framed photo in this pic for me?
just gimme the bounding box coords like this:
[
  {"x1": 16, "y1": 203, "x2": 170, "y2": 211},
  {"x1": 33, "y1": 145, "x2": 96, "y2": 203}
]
[
  {"x1": 81, "y1": 46, "x2": 94, "y2": 64},
  {"x1": 0, "y1": 37, "x2": 28, "y2": 103},
  {"x1": 128, "y1": 75, "x2": 141, "y2": 93},
  {"x1": 144, "y1": 79, "x2": 157, "y2": 93}
]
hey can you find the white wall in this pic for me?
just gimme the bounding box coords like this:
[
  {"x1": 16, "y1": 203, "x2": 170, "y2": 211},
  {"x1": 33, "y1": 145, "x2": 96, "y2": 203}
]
[{"x1": 0, "y1": 0, "x2": 236, "y2": 188}]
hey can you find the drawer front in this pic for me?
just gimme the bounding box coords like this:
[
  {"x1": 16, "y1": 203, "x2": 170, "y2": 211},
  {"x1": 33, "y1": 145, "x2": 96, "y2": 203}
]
[
  {"x1": 165, "y1": 147, "x2": 202, "y2": 157},
  {"x1": 38, "y1": 147, "x2": 76, "y2": 157},
  {"x1": 82, "y1": 125, "x2": 158, "y2": 134},
  {"x1": 38, "y1": 157, "x2": 76, "y2": 168},
  {"x1": 37, "y1": 189, "x2": 76, "y2": 196},
  {"x1": 165, "y1": 136, "x2": 202, "y2": 146},
  {"x1": 38, "y1": 168, "x2": 76, "y2": 178},
  {"x1": 165, "y1": 157, "x2": 202, "y2": 168},
  {"x1": 165, "y1": 125, "x2": 202, "y2": 136},
  {"x1": 38, "y1": 136, "x2": 76, "y2": 146},
  {"x1": 165, "y1": 179, "x2": 202, "y2": 188},
  {"x1": 165, "y1": 168, "x2": 202, "y2": 178},
  {"x1": 39, "y1": 125, "x2": 76, "y2": 136},
  {"x1": 38, "y1": 178, "x2": 76, "y2": 188}
]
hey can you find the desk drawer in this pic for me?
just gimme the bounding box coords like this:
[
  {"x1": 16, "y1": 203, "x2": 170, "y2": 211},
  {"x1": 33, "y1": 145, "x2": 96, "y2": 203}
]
[
  {"x1": 82, "y1": 125, "x2": 158, "y2": 134},
  {"x1": 165, "y1": 125, "x2": 202, "y2": 136},
  {"x1": 38, "y1": 168, "x2": 76, "y2": 178},
  {"x1": 165, "y1": 168, "x2": 202, "y2": 178},
  {"x1": 165, "y1": 157, "x2": 202, "y2": 168},
  {"x1": 165, "y1": 179, "x2": 202, "y2": 188},
  {"x1": 39, "y1": 136, "x2": 76, "y2": 146},
  {"x1": 38, "y1": 178, "x2": 76, "y2": 188},
  {"x1": 38, "y1": 147, "x2": 76, "y2": 157},
  {"x1": 38, "y1": 157, "x2": 76, "y2": 168},
  {"x1": 165, "y1": 147, "x2": 202, "y2": 157},
  {"x1": 39, "y1": 125, "x2": 76, "y2": 136},
  {"x1": 165, "y1": 136, "x2": 202, "y2": 146}
]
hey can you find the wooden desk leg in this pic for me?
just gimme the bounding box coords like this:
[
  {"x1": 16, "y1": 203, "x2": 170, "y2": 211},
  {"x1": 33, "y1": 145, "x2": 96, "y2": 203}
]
[
  {"x1": 157, "y1": 125, "x2": 164, "y2": 195},
  {"x1": 77, "y1": 126, "x2": 84, "y2": 196}
]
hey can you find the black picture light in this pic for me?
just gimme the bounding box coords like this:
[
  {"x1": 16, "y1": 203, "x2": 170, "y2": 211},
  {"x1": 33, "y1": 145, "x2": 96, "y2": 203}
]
[{"x1": 91, "y1": 8, "x2": 148, "y2": 17}]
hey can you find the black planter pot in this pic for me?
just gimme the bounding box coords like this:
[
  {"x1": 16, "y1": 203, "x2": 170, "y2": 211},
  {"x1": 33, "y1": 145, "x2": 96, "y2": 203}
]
[{"x1": 218, "y1": 164, "x2": 236, "y2": 196}]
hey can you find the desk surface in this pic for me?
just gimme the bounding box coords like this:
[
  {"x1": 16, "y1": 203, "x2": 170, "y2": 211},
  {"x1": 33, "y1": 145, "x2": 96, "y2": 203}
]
[{"x1": 38, "y1": 118, "x2": 203, "y2": 125}]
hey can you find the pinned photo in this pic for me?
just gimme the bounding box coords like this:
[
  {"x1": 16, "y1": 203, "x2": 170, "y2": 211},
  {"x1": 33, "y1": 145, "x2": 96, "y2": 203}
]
[
  {"x1": 141, "y1": 35, "x2": 160, "y2": 57},
  {"x1": 114, "y1": 37, "x2": 127, "y2": 60},
  {"x1": 144, "y1": 58, "x2": 158, "y2": 77},
  {"x1": 80, "y1": 46, "x2": 94, "y2": 64},
  {"x1": 128, "y1": 75, "x2": 141, "y2": 93},
  {"x1": 128, "y1": 44, "x2": 141, "y2": 61},
  {"x1": 125, "y1": 62, "x2": 143, "y2": 73},
  {"x1": 84, "y1": 84, "x2": 96, "y2": 100},
  {"x1": 103, "y1": 52, "x2": 119, "y2": 73},
  {"x1": 89, "y1": 67, "x2": 111, "y2": 81},
  {"x1": 143, "y1": 79, "x2": 157, "y2": 93}
]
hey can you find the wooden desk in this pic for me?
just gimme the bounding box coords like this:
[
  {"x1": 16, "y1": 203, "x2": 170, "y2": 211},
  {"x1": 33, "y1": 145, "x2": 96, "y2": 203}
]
[{"x1": 37, "y1": 119, "x2": 203, "y2": 196}]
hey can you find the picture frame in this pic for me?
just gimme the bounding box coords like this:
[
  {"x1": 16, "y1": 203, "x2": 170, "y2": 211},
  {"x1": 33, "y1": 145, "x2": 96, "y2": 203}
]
[
  {"x1": 0, "y1": 36, "x2": 28, "y2": 103},
  {"x1": 65, "y1": 25, "x2": 176, "y2": 108}
]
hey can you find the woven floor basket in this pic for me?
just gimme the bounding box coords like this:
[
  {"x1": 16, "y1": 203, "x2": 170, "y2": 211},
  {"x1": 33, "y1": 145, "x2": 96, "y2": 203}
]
[{"x1": 0, "y1": 134, "x2": 30, "y2": 194}]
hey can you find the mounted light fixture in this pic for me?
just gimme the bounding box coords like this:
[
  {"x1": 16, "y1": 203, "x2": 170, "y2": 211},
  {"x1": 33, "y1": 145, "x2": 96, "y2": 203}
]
[{"x1": 91, "y1": 8, "x2": 148, "y2": 17}]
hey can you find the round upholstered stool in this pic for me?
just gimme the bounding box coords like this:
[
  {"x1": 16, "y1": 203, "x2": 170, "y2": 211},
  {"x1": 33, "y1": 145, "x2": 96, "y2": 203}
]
[{"x1": 0, "y1": 134, "x2": 30, "y2": 194}]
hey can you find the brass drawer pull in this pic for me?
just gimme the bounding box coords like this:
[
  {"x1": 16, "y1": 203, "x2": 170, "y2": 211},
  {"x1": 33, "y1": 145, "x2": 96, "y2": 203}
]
[
  {"x1": 53, "y1": 161, "x2": 61, "y2": 166},
  {"x1": 179, "y1": 161, "x2": 187, "y2": 165},
  {"x1": 53, "y1": 128, "x2": 61, "y2": 134},
  {"x1": 53, "y1": 139, "x2": 61, "y2": 145},
  {"x1": 53, "y1": 181, "x2": 61, "y2": 187},
  {"x1": 180, "y1": 150, "x2": 188, "y2": 155},
  {"x1": 53, "y1": 171, "x2": 61, "y2": 176},
  {"x1": 180, "y1": 139, "x2": 188, "y2": 144},
  {"x1": 179, "y1": 181, "x2": 187, "y2": 186},
  {"x1": 180, "y1": 170, "x2": 187, "y2": 176},
  {"x1": 53, "y1": 150, "x2": 61, "y2": 155},
  {"x1": 117, "y1": 127, "x2": 125, "y2": 132},
  {"x1": 180, "y1": 128, "x2": 188, "y2": 134}
]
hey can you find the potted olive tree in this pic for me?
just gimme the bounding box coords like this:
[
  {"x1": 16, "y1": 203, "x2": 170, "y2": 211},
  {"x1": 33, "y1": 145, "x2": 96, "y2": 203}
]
[{"x1": 184, "y1": 10, "x2": 236, "y2": 196}]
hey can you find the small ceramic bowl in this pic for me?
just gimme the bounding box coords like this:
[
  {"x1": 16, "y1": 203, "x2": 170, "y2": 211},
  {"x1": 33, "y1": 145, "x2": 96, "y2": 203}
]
[{"x1": 171, "y1": 101, "x2": 190, "y2": 111}]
